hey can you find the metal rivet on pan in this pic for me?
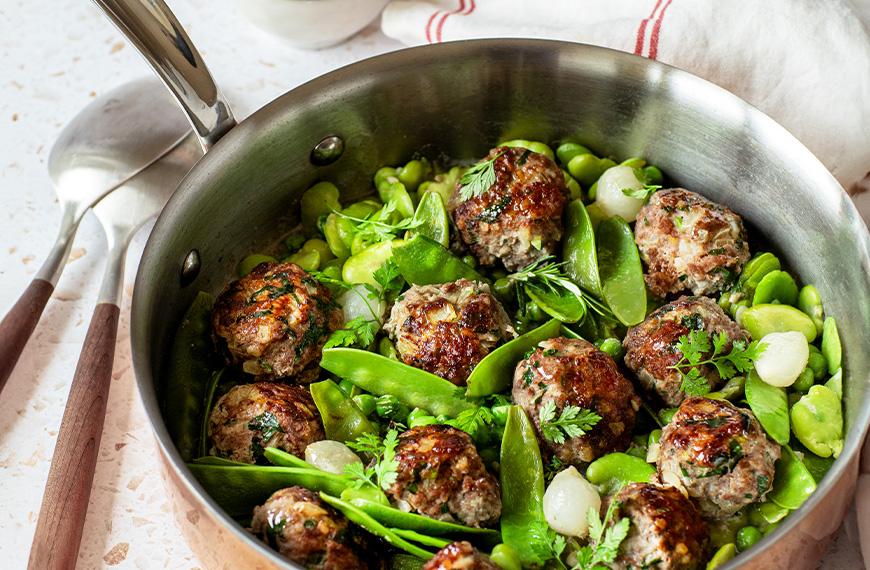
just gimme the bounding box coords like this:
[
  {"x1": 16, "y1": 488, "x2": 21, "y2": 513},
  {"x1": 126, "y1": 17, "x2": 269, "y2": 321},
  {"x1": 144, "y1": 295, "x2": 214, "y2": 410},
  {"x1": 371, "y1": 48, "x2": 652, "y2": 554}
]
[
  {"x1": 310, "y1": 135, "x2": 344, "y2": 166},
  {"x1": 180, "y1": 249, "x2": 201, "y2": 286}
]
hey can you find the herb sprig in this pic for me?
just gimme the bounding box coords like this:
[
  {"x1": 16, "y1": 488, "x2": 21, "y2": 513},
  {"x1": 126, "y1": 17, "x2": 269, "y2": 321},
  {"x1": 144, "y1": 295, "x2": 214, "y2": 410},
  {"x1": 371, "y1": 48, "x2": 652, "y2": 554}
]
[
  {"x1": 508, "y1": 256, "x2": 613, "y2": 318},
  {"x1": 621, "y1": 184, "x2": 661, "y2": 201},
  {"x1": 333, "y1": 200, "x2": 423, "y2": 244},
  {"x1": 539, "y1": 401, "x2": 602, "y2": 444},
  {"x1": 572, "y1": 501, "x2": 631, "y2": 570},
  {"x1": 345, "y1": 429, "x2": 400, "y2": 492},
  {"x1": 458, "y1": 152, "x2": 504, "y2": 201},
  {"x1": 670, "y1": 330, "x2": 766, "y2": 396},
  {"x1": 443, "y1": 406, "x2": 495, "y2": 440}
]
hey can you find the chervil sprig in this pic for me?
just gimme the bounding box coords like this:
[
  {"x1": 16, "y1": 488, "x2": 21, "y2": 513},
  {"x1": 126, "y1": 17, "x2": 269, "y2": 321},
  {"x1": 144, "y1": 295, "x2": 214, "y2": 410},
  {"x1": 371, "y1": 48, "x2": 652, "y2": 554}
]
[
  {"x1": 670, "y1": 330, "x2": 766, "y2": 396},
  {"x1": 457, "y1": 152, "x2": 504, "y2": 201},
  {"x1": 539, "y1": 401, "x2": 602, "y2": 444}
]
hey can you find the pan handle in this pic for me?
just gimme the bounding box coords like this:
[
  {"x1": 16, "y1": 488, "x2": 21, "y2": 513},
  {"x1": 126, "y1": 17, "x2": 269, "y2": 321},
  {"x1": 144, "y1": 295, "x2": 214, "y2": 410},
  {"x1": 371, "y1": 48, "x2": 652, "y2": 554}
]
[{"x1": 92, "y1": 0, "x2": 235, "y2": 151}]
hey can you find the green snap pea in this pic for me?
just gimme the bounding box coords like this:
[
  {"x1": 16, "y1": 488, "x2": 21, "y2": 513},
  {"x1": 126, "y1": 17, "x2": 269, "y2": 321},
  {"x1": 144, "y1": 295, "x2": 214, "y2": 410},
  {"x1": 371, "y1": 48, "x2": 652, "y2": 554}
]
[
  {"x1": 586, "y1": 452, "x2": 656, "y2": 493},
  {"x1": 198, "y1": 369, "x2": 226, "y2": 458},
  {"x1": 562, "y1": 199, "x2": 602, "y2": 296},
  {"x1": 409, "y1": 191, "x2": 450, "y2": 247},
  {"x1": 752, "y1": 270, "x2": 798, "y2": 306},
  {"x1": 348, "y1": 498, "x2": 501, "y2": 541},
  {"x1": 821, "y1": 317, "x2": 841, "y2": 374},
  {"x1": 556, "y1": 142, "x2": 591, "y2": 165},
  {"x1": 392, "y1": 234, "x2": 483, "y2": 286},
  {"x1": 340, "y1": 485, "x2": 391, "y2": 507},
  {"x1": 165, "y1": 291, "x2": 216, "y2": 462},
  {"x1": 790, "y1": 385, "x2": 844, "y2": 458},
  {"x1": 187, "y1": 463, "x2": 351, "y2": 518},
  {"x1": 263, "y1": 446, "x2": 316, "y2": 470},
  {"x1": 563, "y1": 171, "x2": 582, "y2": 200},
  {"x1": 597, "y1": 216, "x2": 647, "y2": 326},
  {"x1": 745, "y1": 371, "x2": 790, "y2": 445},
  {"x1": 754, "y1": 501, "x2": 789, "y2": 524},
  {"x1": 409, "y1": 413, "x2": 437, "y2": 428},
  {"x1": 768, "y1": 445, "x2": 817, "y2": 510},
  {"x1": 792, "y1": 368, "x2": 815, "y2": 392},
  {"x1": 343, "y1": 240, "x2": 399, "y2": 285},
  {"x1": 525, "y1": 283, "x2": 586, "y2": 323},
  {"x1": 738, "y1": 304, "x2": 817, "y2": 342},
  {"x1": 595, "y1": 337, "x2": 624, "y2": 360},
  {"x1": 301, "y1": 181, "x2": 341, "y2": 234},
  {"x1": 500, "y1": 406, "x2": 548, "y2": 568},
  {"x1": 310, "y1": 379, "x2": 378, "y2": 443},
  {"x1": 397, "y1": 159, "x2": 432, "y2": 192},
  {"x1": 320, "y1": 348, "x2": 475, "y2": 417},
  {"x1": 352, "y1": 394, "x2": 377, "y2": 416},
  {"x1": 379, "y1": 337, "x2": 399, "y2": 360},
  {"x1": 465, "y1": 319, "x2": 561, "y2": 397},
  {"x1": 287, "y1": 248, "x2": 320, "y2": 272},
  {"x1": 320, "y1": 493, "x2": 435, "y2": 559},
  {"x1": 797, "y1": 450, "x2": 834, "y2": 483},
  {"x1": 736, "y1": 526, "x2": 763, "y2": 552},
  {"x1": 825, "y1": 368, "x2": 842, "y2": 399},
  {"x1": 238, "y1": 253, "x2": 277, "y2": 276},
  {"x1": 391, "y1": 528, "x2": 451, "y2": 549},
  {"x1": 490, "y1": 543, "x2": 522, "y2": 570},
  {"x1": 407, "y1": 407, "x2": 432, "y2": 424},
  {"x1": 798, "y1": 285, "x2": 825, "y2": 334},
  {"x1": 807, "y1": 346, "x2": 828, "y2": 380},
  {"x1": 706, "y1": 544, "x2": 736, "y2": 569}
]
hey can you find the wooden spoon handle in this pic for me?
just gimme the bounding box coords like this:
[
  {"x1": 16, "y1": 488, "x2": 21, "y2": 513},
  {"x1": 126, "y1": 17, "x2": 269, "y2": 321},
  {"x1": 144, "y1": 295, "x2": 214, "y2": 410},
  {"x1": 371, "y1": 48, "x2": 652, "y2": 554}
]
[
  {"x1": 0, "y1": 278, "x2": 54, "y2": 393},
  {"x1": 28, "y1": 302, "x2": 120, "y2": 570}
]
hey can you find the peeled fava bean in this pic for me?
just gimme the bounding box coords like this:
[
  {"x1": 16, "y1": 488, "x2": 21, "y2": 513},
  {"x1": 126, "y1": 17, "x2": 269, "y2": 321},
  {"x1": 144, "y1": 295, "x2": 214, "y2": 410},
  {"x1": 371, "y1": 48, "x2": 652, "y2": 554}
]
[
  {"x1": 738, "y1": 304, "x2": 817, "y2": 342},
  {"x1": 542, "y1": 466, "x2": 601, "y2": 537},
  {"x1": 790, "y1": 385, "x2": 844, "y2": 458},
  {"x1": 754, "y1": 331, "x2": 809, "y2": 387},
  {"x1": 752, "y1": 270, "x2": 798, "y2": 306}
]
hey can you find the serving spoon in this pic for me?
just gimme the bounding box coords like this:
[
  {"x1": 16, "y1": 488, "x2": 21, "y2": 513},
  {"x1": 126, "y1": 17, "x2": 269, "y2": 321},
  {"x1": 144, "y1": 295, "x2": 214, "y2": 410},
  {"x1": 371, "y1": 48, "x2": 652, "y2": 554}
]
[{"x1": 0, "y1": 79, "x2": 192, "y2": 395}]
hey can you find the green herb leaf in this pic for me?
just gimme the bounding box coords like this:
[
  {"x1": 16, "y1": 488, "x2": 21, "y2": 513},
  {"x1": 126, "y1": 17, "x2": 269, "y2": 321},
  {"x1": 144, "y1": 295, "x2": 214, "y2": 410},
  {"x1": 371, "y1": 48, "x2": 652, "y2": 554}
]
[
  {"x1": 248, "y1": 412, "x2": 284, "y2": 442},
  {"x1": 345, "y1": 429, "x2": 400, "y2": 491},
  {"x1": 334, "y1": 200, "x2": 423, "y2": 246},
  {"x1": 572, "y1": 500, "x2": 630, "y2": 570},
  {"x1": 458, "y1": 152, "x2": 504, "y2": 201},
  {"x1": 539, "y1": 402, "x2": 601, "y2": 444},
  {"x1": 508, "y1": 255, "x2": 613, "y2": 321},
  {"x1": 324, "y1": 316, "x2": 379, "y2": 349},
  {"x1": 671, "y1": 330, "x2": 766, "y2": 396},
  {"x1": 371, "y1": 258, "x2": 405, "y2": 301},
  {"x1": 620, "y1": 184, "x2": 661, "y2": 201},
  {"x1": 443, "y1": 407, "x2": 495, "y2": 439}
]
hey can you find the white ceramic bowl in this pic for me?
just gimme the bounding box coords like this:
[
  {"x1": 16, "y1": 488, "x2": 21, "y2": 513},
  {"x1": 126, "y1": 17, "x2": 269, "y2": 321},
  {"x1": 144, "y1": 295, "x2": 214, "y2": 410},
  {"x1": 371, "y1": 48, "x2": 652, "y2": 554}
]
[{"x1": 237, "y1": 0, "x2": 390, "y2": 49}]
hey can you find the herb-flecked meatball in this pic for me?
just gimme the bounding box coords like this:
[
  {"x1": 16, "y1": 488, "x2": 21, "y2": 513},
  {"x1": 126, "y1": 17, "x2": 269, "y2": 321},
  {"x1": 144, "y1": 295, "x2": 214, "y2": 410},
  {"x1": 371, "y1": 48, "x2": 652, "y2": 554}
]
[
  {"x1": 611, "y1": 483, "x2": 709, "y2": 570},
  {"x1": 251, "y1": 486, "x2": 371, "y2": 569},
  {"x1": 449, "y1": 146, "x2": 570, "y2": 271},
  {"x1": 623, "y1": 296, "x2": 749, "y2": 407},
  {"x1": 386, "y1": 425, "x2": 501, "y2": 528},
  {"x1": 208, "y1": 382, "x2": 324, "y2": 464},
  {"x1": 635, "y1": 188, "x2": 750, "y2": 297},
  {"x1": 657, "y1": 397, "x2": 780, "y2": 519},
  {"x1": 512, "y1": 337, "x2": 641, "y2": 465},
  {"x1": 383, "y1": 279, "x2": 515, "y2": 385},
  {"x1": 212, "y1": 262, "x2": 342, "y2": 381},
  {"x1": 422, "y1": 541, "x2": 499, "y2": 570}
]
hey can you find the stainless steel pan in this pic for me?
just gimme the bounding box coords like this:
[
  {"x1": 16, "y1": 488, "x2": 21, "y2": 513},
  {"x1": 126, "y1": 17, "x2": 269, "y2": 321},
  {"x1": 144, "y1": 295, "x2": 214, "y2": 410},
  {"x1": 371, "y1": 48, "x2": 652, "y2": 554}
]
[{"x1": 95, "y1": 1, "x2": 870, "y2": 568}]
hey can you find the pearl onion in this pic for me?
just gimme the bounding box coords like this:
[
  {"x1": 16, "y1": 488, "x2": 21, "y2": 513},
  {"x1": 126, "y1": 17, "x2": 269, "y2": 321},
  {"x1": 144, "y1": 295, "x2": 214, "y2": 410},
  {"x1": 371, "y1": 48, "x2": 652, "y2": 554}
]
[
  {"x1": 594, "y1": 165, "x2": 647, "y2": 222},
  {"x1": 755, "y1": 331, "x2": 809, "y2": 387},
  {"x1": 543, "y1": 466, "x2": 601, "y2": 537}
]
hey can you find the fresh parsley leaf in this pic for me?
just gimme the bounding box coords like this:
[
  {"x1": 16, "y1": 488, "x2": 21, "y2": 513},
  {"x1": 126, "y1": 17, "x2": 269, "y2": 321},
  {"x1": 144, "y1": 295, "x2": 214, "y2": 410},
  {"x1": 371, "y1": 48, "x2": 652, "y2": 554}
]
[
  {"x1": 527, "y1": 521, "x2": 568, "y2": 569},
  {"x1": 679, "y1": 368, "x2": 710, "y2": 397},
  {"x1": 345, "y1": 429, "x2": 400, "y2": 491},
  {"x1": 572, "y1": 501, "x2": 630, "y2": 570},
  {"x1": 539, "y1": 402, "x2": 601, "y2": 444},
  {"x1": 324, "y1": 316, "x2": 379, "y2": 349},
  {"x1": 671, "y1": 330, "x2": 766, "y2": 395},
  {"x1": 444, "y1": 407, "x2": 495, "y2": 439},
  {"x1": 372, "y1": 258, "x2": 405, "y2": 301},
  {"x1": 458, "y1": 152, "x2": 504, "y2": 201},
  {"x1": 621, "y1": 184, "x2": 661, "y2": 201}
]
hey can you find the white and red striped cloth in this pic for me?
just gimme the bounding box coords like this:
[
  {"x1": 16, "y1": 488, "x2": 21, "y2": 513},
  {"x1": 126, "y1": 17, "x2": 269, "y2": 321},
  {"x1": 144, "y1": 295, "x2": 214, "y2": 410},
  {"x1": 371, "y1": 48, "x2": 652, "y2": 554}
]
[{"x1": 381, "y1": 0, "x2": 870, "y2": 190}]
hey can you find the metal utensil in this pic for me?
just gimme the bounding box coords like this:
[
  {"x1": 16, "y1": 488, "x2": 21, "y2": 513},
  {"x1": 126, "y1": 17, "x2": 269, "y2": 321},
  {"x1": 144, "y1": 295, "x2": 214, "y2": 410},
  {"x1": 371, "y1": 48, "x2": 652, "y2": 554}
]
[
  {"x1": 26, "y1": 81, "x2": 202, "y2": 569},
  {"x1": 0, "y1": 78, "x2": 192, "y2": 394}
]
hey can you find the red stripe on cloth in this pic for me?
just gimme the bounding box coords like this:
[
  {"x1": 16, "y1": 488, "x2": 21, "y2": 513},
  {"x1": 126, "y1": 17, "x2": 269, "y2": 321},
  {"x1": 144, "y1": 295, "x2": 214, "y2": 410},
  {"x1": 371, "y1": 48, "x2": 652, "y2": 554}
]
[
  {"x1": 466, "y1": 0, "x2": 476, "y2": 15},
  {"x1": 436, "y1": 0, "x2": 467, "y2": 43},
  {"x1": 425, "y1": 10, "x2": 441, "y2": 44},
  {"x1": 648, "y1": 0, "x2": 674, "y2": 60},
  {"x1": 634, "y1": 0, "x2": 663, "y2": 55}
]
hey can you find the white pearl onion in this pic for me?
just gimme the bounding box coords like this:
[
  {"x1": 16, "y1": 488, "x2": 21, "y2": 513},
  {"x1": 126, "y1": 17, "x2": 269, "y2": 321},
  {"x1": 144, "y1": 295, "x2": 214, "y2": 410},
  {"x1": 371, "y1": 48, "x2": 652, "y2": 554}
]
[
  {"x1": 755, "y1": 331, "x2": 809, "y2": 387},
  {"x1": 304, "y1": 440, "x2": 362, "y2": 474},
  {"x1": 543, "y1": 466, "x2": 601, "y2": 537},
  {"x1": 594, "y1": 165, "x2": 647, "y2": 222}
]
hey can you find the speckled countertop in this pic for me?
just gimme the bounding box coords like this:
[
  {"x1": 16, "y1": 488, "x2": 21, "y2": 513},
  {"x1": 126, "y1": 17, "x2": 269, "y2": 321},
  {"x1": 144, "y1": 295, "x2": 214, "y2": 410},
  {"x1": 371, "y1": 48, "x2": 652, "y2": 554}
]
[{"x1": 0, "y1": 1, "x2": 864, "y2": 568}]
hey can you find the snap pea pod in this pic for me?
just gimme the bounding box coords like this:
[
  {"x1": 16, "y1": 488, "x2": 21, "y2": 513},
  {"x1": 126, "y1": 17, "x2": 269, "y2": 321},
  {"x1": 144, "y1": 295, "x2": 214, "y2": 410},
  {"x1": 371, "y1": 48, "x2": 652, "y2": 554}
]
[
  {"x1": 309, "y1": 379, "x2": 378, "y2": 443},
  {"x1": 797, "y1": 450, "x2": 835, "y2": 483},
  {"x1": 264, "y1": 446, "x2": 317, "y2": 470},
  {"x1": 189, "y1": 456, "x2": 248, "y2": 466},
  {"x1": 165, "y1": 291, "x2": 216, "y2": 462},
  {"x1": 187, "y1": 463, "x2": 351, "y2": 517},
  {"x1": 197, "y1": 368, "x2": 226, "y2": 458},
  {"x1": 466, "y1": 319, "x2": 561, "y2": 397},
  {"x1": 706, "y1": 543, "x2": 737, "y2": 569},
  {"x1": 343, "y1": 240, "x2": 399, "y2": 286},
  {"x1": 596, "y1": 216, "x2": 647, "y2": 326},
  {"x1": 821, "y1": 317, "x2": 841, "y2": 374},
  {"x1": 391, "y1": 529, "x2": 451, "y2": 549},
  {"x1": 409, "y1": 191, "x2": 450, "y2": 247},
  {"x1": 525, "y1": 283, "x2": 586, "y2": 323},
  {"x1": 585, "y1": 452, "x2": 656, "y2": 493},
  {"x1": 562, "y1": 199, "x2": 602, "y2": 297},
  {"x1": 500, "y1": 406, "x2": 548, "y2": 567},
  {"x1": 798, "y1": 285, "x2": 825, "y2": 334},
  {"x1": 320, "y1": 493, "x2": 435, "y2": 559},
  {"x1": 768, "y1": 445, "x2": 816, "y2": 510},
  {"x1": 392, "y1": 234, "x2": 483, "y2": 285},
  {"x1": 745, "y1": 371, "x2": 790, "y2": 445},
  {"x1": 320, "y1": 348, "x2": 474, "y2": 417},
  {"x1": 347, "y1": 498, "x2": 501, "y2": 541}
]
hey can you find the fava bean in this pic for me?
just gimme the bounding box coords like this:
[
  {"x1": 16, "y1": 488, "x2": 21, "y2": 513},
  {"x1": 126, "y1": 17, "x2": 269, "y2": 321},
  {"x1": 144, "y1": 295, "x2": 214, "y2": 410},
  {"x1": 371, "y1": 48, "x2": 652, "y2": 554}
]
[
  {"x1": 301, "y1": 181, "x2": 341, "y2": 234},
  {"x1": 338, "y1": 378, "x2": 358, "y2": 397},
  {"x1": 738, "y1": 304, "x2": 817, "y2": 342},
  {"x1": 736, "y1": 526, "x2": 763, "y2": 552},
  {"x1": 353, "y1": 394, "x2": 377, "y2": 416},
  {"x1": 392, "y1": 234, "x2": 482, "y2": 285},
  {"x1": 461, "y1": 255, "x2": 478, "y2": 268},
  {"x1": 619, "y1": 157, "x2": 646, "y2": 169},
  {"x1": 585, "y1": 452, "x2": 656, "y2": 493},
  {"x1": 754, "y1": 501, "x2": 788, "y2": 525},
  {"x1": 563, "y1": 171, "x2": 582, "y2": 200},
  {"x1": 310, "y1": 379, "x2": 378, "y2": 443},
  {"x1": 706, "y1": 544, "x2": 736, "y2": 569},
  {"x1": 798, "y1": 285, "x2": 825, "y2": 334},
  {"x1": 377, "y1": 180, "x2": 415, "y2": 218},
  {"x1": 790, "y1": 385, "x2": 843, "y2": 458},
  {"x1": 301, "y1": 238, "x2": 334, "y2": 263},
  {"x1": 287, "y1": 248, "x2": 320, "y2": 272},
  {"x1": 418, "y1": 166, "x2": 462, "y2": 205},
  {"x1": 490, "y1": 543, "x2": 522, "y2": 570},
  {"x1": 563, "y1": 199, "x2": 603, "y2": 297},
  {"x1": 374, "y1": 166, "x2": 399, "y2": 187},
  {"x1": 752, "y1": 270, "x2": 798, "y2": 306},
  {"x1": 768, "y1": 445, "x2": 816, "y2": 510},
  {"x1": 556, "y1": 142, "x2": 591, "y2": 165},
  {"x1": 498, "y1": 139, "x2": 555, "y2": 160},
  {"x1": 397, "y1": 159, "x2": 432, "y2": 192},
  {"x1": 597, "y1": 216, "x2": 647, "y2": 326},
  {"x1": 378, "y1": 337, "x2": 399, "y2": 360},
  {"x1": 567, "y1": 154, "x2": 608, "y2": 186},
  {"x1": 745, "y1": 371, "x2": 790, "y2": 445},
  {"x1": 238, "y1": 253, "x2": 277, "y2": 276},
  {"x1": 821, "y1": 317, "x2": 841, "y2": 374}
]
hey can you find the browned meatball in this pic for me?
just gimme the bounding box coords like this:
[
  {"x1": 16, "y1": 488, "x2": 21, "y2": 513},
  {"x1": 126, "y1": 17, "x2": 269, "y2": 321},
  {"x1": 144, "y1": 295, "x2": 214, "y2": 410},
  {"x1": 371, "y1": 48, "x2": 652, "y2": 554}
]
[
  {"x1": 251, "y1": 486, "x2": 371, "y2": 569},
  {"x1": 635, "y1": 188, "x2": 750, "y2": 297},
  {"x1": 512, "y1": 337, "x2": 641, "y2": 464},
  {"x1": 623, "y1": 296, "x2": 749, "y2": 407},
  {"x1": 212, "y1": 262, "x2": 342, "y2": 381},
  {"x1": 449, "y1": 146, "x2": 569, "y2": 271},
  {"x1": 387, "y1": 425, "x2": 501, "y2": 528},
  {"x1": 208, "y1": 382, "x2": 324, "y2": 464},
  {"x1": 658, "y1": 397, "x2": 780, "y2": 519},
  {"x1": 611, "y1": 483, "x2": 709, "y2": 570},
  {"x1": 422, "y1": 541, "x2": 499, "y2": 570},
  {"x1": 383, "y1": 279, "x2": 515, "y2": 385}
]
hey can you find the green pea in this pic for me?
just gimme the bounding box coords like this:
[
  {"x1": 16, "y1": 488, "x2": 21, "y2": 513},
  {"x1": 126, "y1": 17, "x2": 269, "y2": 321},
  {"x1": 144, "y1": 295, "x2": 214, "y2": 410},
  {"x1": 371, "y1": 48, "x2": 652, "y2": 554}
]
[
  {"x1": 752, "y1": 270, "x2": 798, "y2": 306},
  {"x1": 706, "y1": 375, "x2": 746, "y2": 402},
  {"x1": 659, "y1": 407, "x2": 678, "y2": 425},
  {"x1": 790, "y1": 385, "x2": 844, "y2": 458},
  {"x1": 352, "y1": 394, "x2": 377, "y2": 416},
  {"x1": 807, "y1": 346, "x2": 828, "y2": 380},
  {"x1": 287, "y1": 248, "x2": 320, "y2": 272},
  {"x1": 736, "y1": 526, "x2": 763, "y2": 552},
  {"x1": 490, "y1": 543, "x2": 522, "y2": 570},
  {"x1": 285, "y1": 232, "x2": 306, "y2": 252},
  {"x1": 821, "y1": 317, "x2": 841, "y2": 374},
  {"x1": 302, "y1": 238, "x2": 335, "y2": 262},
  {"x1": 619, "y1": 157, "x2": 646, "y2": 169},
  {"x1": 595, "y1": 337, "x2": 624, "y2": 360},
  {"x1": 792, "y1": 368, "x2": 815, "y2": 392},
  {"x1": 397, "y1": 159, "x2": 431, "y2": 192},
  {"x1": 301, "y1": 182, "x2": 341, "y2": 235},
  {"x1": 526, "y1": 301, "x2": 545, "y2": 322},
  {"x1": 237, "y1": 253, "x2": 277, "y2": 276},
  {"x1": 797, "y1": 285, "x2": 825, "y2": 334},
  {"x1": 492, "y1": 277, "x2": 514, "y2": 301},
  {"x1": 567, "y1": 153, "x2": 605, "y2": 186},
  {"x1": 376, "y1": 394, "x2": 410, "y2": 421},
  {"x1": 586, "y1": 452, "x2": 656, "y2": 493},
  {"x1": 378, "y1": 337, "x2": 398, "y2": 360},
  {"x1": 338, "y1": 378, "x2": 357, "y2": 397},
  {"x1": 738, "y1": 304, "x2": 817, "y2": 342},
  {"x1": 461, "y1": 255, "x2": 478, "y2": 269},
  {"x1": 706, "y1": 543, "x2": 736, "y2": 569},
  {"x1": 642, "y1": 165, "x2": 664, "y2": 185},
  {"x1": 556, "y1": 142, "x2": 591, "y2": 165}
]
